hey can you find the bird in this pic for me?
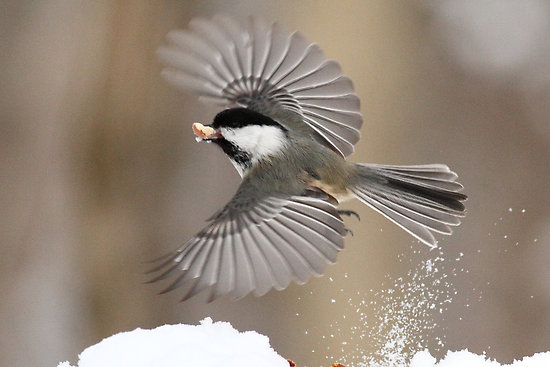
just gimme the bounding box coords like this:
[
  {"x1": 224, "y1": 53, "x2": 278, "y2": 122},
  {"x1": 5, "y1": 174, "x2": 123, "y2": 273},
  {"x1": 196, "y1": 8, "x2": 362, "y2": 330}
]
[{"x1": 149, "y1": 14, "x2": 466, "y2": 302}]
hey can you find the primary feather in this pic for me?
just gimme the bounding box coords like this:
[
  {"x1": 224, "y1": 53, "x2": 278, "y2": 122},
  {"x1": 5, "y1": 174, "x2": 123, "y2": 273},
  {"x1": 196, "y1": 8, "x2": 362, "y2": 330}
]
[{"x1": 157, "y1": 14, "x2": 362, "y2": 157}]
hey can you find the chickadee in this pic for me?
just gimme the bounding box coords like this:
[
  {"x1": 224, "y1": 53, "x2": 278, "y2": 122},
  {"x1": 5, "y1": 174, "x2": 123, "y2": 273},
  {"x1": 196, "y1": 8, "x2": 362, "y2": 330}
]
[{"x1": 149, "y1": 14, "x2": 466, "y2": 302}]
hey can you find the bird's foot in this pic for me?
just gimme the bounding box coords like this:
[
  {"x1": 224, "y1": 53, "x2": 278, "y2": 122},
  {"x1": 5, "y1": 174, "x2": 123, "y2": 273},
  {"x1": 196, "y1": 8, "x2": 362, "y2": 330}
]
[{"x1": 338, "y1": 209, "x2": 360, "y2": 221}]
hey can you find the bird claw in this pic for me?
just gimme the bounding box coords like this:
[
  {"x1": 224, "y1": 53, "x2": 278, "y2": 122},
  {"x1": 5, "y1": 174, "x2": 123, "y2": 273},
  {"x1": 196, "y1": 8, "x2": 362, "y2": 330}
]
[
  {"x1": 345, "y1": 227, "x2": 354, "y2": 237},
  {"x1": 338, "y1": 209, "x2": 360, "y2": 221}
]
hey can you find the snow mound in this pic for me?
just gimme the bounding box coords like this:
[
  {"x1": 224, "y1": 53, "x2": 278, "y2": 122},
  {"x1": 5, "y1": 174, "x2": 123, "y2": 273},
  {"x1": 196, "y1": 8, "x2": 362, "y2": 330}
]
[
  {"x1": 410, "y1": 349, "x2": 550, "y2": 367},
  {"x1": 57, "y1": 318, "x2": 288, "y2": 367},
  {"x1": 56, "y1": 317, "x2": 550, "y2": 367}
]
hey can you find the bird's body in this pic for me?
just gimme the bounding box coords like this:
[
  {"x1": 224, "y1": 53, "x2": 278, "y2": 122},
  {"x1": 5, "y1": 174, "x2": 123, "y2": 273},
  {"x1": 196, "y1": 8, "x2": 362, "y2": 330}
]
[
  {"x1": 151, "y1": 14, "x2": 466, "y2": 301},
  {"x1": 231, "y1": 114, "x2": 350, "y2": 197}
]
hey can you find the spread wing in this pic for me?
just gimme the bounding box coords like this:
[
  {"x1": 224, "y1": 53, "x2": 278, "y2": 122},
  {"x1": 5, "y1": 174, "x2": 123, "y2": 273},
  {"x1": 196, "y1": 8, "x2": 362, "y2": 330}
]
[
  {"x1": 147, "y1": 187, "x2": 346, "y2": 302},
  {"x1": 157, "y1": 14, "x2": 363, "y2": 157}
]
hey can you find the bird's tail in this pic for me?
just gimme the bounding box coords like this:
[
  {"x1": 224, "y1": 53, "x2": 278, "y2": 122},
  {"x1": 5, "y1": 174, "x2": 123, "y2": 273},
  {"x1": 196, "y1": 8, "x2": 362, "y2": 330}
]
[{"x1": 348, "y1": 163, "x2": 467, "y2": 247}]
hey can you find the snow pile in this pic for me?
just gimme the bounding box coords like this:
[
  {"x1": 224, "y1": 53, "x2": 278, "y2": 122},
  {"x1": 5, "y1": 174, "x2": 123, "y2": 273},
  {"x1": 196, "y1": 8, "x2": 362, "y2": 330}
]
[
  {"x1": 56, "y1": 316, "x2": 550, "y2": 367},
  {"x1": 57, "y1": 318, "x2": 288, "y2": 367},
  {"x1": 410, "y1": 349, "x2": 550, "y2": 367}
]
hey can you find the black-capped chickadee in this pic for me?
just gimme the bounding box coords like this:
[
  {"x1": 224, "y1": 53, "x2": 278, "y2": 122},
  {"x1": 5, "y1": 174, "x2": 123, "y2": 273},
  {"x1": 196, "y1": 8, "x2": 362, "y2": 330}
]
[{"x1": 149, "y1": 14, "x2": 466, "y2": 301}]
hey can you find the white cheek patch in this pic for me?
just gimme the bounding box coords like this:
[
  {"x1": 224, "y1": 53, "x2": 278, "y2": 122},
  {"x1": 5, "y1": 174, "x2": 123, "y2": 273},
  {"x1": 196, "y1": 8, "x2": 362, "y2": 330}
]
[{"x1": 221, "y1": 125, "x2": 287, "y2": 162}]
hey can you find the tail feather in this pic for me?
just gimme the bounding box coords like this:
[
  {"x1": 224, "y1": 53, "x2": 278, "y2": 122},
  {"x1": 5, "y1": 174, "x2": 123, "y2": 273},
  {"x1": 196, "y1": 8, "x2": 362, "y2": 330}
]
[
  {"x1": 367, "y1": 164, "x2": 464, "y2": 193},
  {"x1": 350, "y1": 163, "x2": 467, "y2": 247}
]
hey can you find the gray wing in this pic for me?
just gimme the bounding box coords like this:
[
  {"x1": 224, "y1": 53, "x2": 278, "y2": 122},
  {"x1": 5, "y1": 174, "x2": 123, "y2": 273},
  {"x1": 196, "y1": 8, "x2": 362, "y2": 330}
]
[
  {"x1": 147, "y1": 188, "x2": 346, "y2": 302},
  {"x1": 157, "y1": 14, "x2": 362, "y2": 157}
]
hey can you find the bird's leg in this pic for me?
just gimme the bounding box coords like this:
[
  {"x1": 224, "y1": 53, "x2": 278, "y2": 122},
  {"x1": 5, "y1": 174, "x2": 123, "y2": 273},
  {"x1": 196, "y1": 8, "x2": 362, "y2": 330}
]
[
  {"x1": 338, "y1": 209, "x2": 360, "y2": 221},
  {"x1": 338, "y1": 209, "x2": 359, "y2": 236}
]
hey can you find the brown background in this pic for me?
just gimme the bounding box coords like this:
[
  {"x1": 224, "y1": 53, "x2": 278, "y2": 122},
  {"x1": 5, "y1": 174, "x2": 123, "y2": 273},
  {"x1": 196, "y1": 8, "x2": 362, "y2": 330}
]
[{"x1": 2, "y1": 1, "x2": 550, "y2": 366}]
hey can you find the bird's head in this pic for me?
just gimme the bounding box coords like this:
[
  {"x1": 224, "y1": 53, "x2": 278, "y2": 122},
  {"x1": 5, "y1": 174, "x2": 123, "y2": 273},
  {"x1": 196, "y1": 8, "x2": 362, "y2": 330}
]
[{"x1": 193, "y1": 108, "x2": 289, "y2": 177}]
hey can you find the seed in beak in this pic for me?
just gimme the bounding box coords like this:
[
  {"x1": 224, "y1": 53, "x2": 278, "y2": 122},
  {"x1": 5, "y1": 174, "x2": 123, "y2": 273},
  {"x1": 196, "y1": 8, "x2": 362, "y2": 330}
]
[{"x1": 192, "y1": 123, "x2": 217, "y2": 141}]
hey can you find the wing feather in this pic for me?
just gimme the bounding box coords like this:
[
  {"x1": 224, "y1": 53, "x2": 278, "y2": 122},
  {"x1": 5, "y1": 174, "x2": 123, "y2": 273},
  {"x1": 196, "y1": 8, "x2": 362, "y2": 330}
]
[
  {"x1": 300, "y1": 95, "x2": 361, "y2": 113},
  {"x1": 147, "y1": 191, "x2": 345, "y2": 301},
  {"x1": 231, "y1": 219, "x2": 256, "y2": 299},
  {"x1": 156, "y1": 48, "x2": 225, "y2": 89},
  {"x1": 276, "y1": 209, "x2": 341, "y2": 271},
  {"x1": 214, "y1": 14, "x2": 253, "y2": 82},
  {"x1": 269, "y1": 32, "x2": 311, "y2": 85},
  {"x1": 263, "y1": 221, "x2": 312, "y2": 284},
  {"x1": 158, "y1": 14, "x2": 363, "y2": 157},
  {"x1": 189, "y1": 18, "x2": 243, "y2": 83},
  {"x1": 260, "y1": 22, "x2": 292, "y2": 84},
  {"x1": 275, "y1": 45, "x2": 326, "y2": 88},
  {"x1": 241, "y1": 222, "x2": 277, "y2": 297},
  {"x1": 165, "y1": 30, "x2": 234, "y2": 84},
  {"x1": 184, "y1": 230, "x2": 224, "y2": 299},
  {"x1": 249, "y1": 16, "x2": 270, "y2": 83},
  {"x1": 159, "y1": 69, "x2": 223, "y2": 98},
  {"x1": 210, "y1": 221, "x2": 236, "y2": 300}
]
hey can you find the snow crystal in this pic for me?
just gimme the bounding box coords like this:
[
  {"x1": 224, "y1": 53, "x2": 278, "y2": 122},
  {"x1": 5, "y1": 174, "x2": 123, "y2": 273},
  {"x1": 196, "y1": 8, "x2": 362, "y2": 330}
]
[
  {"x1": 332, "y1": 248, "x2": 455, "y2": 366},
  {"x1": 409, "y1": 349, "x2": 550, "y2": 367},
  {"x1": 57, "y1": 318, "x2": 288, "y2": 367}
]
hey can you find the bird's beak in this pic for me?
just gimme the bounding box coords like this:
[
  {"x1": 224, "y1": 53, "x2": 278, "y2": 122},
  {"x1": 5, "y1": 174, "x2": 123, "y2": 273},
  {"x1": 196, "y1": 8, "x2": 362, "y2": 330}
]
[{"x1": 192, "y1": 122, "x2": 221, "y2": 142}]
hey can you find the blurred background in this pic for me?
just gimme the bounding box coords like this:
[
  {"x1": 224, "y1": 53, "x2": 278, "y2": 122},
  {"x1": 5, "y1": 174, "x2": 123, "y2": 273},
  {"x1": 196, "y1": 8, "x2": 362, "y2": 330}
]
[{"x1": 2, "y1": 0, "x2": 550, "y2": 366}]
